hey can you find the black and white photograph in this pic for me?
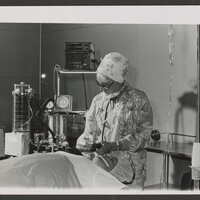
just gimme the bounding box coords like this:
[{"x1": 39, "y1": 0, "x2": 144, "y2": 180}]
[{"x1": 0, "y1": 6, "x2": 199, "y2": 198}]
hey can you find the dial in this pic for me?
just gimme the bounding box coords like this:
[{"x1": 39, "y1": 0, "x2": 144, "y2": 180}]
[
  {"x1": 56, "y1": 96, "x2": 69, "y2": 108},
  {"x1": 46, "y1": 101, "x2": 54, "y2": 109}
]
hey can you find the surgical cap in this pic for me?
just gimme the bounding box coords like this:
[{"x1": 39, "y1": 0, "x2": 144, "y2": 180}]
[{"x1": 97, "y1": 52, "x2": 129, "y2": 83}]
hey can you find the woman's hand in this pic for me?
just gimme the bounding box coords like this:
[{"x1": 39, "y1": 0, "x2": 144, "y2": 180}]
[
  {"x1": 96, "y1": 141, "x2": 115, "y2": 155},
  {"x1": 76, "y1": 142, "x2": 92, "y2": 152}
]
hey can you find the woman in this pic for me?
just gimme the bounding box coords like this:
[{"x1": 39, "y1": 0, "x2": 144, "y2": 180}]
[{"x1": 76, "y1": 52, "x2": 153, "y2": 189}]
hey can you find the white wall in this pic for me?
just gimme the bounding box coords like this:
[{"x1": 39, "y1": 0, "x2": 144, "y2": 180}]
[{"x1": 136, "y1": 25, "x2": 197, "y2": 141}]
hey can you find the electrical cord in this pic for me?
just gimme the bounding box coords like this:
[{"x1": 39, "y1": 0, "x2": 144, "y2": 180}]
[
  {"x1": 34, "y1": 94, "x2": 56, "y2": 143},
  {"x1": 160, "y1": 25, "x2": 175, "y2": 188},
  {"x1": 21, "y1": 97, "x2": 33, "y2": 128},
  {"x1": 35, "y1": 97, "x2": 54, "y2": 116},
  {"x1": 160, "y1": 63, "x2": 174, "y2": 188},
  {"x1": 19, "y1": 89, "x2": 34, "y2": 129}
]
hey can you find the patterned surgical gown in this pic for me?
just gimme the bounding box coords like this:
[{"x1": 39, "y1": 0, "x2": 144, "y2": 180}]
[{"x1": 76, "y1": 84, "x2": 153, "y2": 185}]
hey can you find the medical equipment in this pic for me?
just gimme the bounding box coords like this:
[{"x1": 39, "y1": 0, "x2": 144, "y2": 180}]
[
  {"x1": 45, "y1": 112, "x2": 68, "y2": 145},
  {"x1": 0, "y1": 129, "x2": 5, "y2": 157},
  {"x1": 65, "y1": 42, "x2": 95, "y2": 71},
  {"x1": 12, "y1": 82, "x2": 33, "y2": 132},
  {"x1": 5, "y1": 132, "x2": 30, "y2": 156},
  {"x1": 5, "y1": 82, "x2": 34, "y2": 156},
  {"x1": 55, "y1": 95, "x2": 73, "y2": 112}
]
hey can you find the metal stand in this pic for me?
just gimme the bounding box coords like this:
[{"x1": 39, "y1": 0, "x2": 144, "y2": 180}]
[
  {"x1": 55, "y1": 68, "x2": 61, "y2": 96},
  {"x1": 191, "y1": 167, "x2": 200, "y2": 190},
  {"x1": 162, "y1": 143, "x2": 171, "y2": 189},
  {"x1": 55, "y1": 69, "x2": 97, "y2": 97},
  {"x1": 162, "y1": 133, "x2": 195, "y2": 189}
]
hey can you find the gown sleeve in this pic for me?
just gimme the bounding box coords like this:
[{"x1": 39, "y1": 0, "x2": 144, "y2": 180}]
[
  {"x1": 76, "y1": 95, "x2": 101, "y2": 151},
  {"x1": 118, "y1": 92, "x2": 153, "y2": 152}
]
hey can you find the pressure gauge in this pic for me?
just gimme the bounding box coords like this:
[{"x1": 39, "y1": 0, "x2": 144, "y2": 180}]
[
  {"x1": 46, "y1": 101, "x2": 54, "y2": 109},
  {"x1": 56, "y1": 96, "x2": 69, "y2": 108},
  {"x1": 55, "y1": 95, "x2": 73, "y2": 111}
]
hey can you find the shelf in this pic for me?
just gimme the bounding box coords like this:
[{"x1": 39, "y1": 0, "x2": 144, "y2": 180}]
[
  {"x1": 146, "y1": 141, "x2": 192, "y2": 159},
  {"x1": 58, "y1": 69, "x2": 97, "y2": 74}
]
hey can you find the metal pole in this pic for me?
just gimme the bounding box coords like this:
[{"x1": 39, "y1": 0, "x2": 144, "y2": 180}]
[
  {"x1": 57, "y1": 70, "x2": 60, "y2": 96},
  {"x1": 39, "y1": 23, "x2": 42, "y2": 102},
  {"x1": 198, "y1": 25, "x2": 200, "y2": 143}
]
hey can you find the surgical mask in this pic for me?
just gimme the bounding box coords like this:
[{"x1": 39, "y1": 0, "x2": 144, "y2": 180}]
[{"x1": 102, "y1": 82, "x2": 128, "y2": 101}]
